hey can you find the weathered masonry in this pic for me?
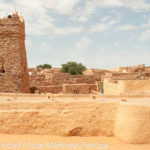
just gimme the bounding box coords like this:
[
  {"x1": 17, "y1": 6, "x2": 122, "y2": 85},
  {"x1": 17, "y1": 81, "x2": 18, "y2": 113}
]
[{"x1": 0, "y1": 12, "x2": 30, "y2": 93}]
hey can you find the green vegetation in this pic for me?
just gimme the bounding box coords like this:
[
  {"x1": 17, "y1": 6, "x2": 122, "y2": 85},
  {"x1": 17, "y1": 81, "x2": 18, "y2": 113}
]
[
  {"x1": 61, "y1": 62, "x2": 86, "y2": 75},
  {"x1": 37, "y1": 64, "x2": 52, "y2": 69}
]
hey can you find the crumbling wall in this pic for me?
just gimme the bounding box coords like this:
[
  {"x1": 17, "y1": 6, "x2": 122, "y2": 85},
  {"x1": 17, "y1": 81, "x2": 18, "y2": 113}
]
[
  {"x1": 29, "y1": 64, "x2": 150, "y2": 94},
  {"x1": 82, "y1": 69, "x2": 108, "y2": 76},
  {"x1": 105, "y1": 72, "x2": 148, "y2": 80},
  {"x1": 29, "y1": 72, "x2": 97, "y2": 94},
  {"x1": 29, "y1": 73, "x2": 70, "y2": 87},
  {"x1": 69, "y1": 75, "x2": 97, "y2": 84},
  {"x1": 51, "y1": 68, "x2": 61, "y2": 73},
  {"x1": 111, "y1": 64, "x2": 146, "y2": 73},
  {"x1": 63, "y1": 84, "x2": 96, "y2": 94},
  {"x1": 35, "y1": 86, "x2": 63, "y2": 94},
  {"x1": 30, "y1": 74, "x2": 46, "y2": 87}
]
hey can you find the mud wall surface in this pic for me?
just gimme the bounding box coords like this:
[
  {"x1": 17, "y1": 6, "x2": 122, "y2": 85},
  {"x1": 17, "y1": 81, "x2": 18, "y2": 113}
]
[
  {"x1": 104, "y1": 79, "x2": 125, "y2": 95},
  {"x1": 0, "y1": 101, "x2": 117, "y2": 137},
  {"x1": 29, "y1": 73, "x2": 97, "y2": 94},
  {"x1": 123, "y1": 80, "x2": 150, "y2": 92},
  {"x1": 114, "y1": 103, "x2": 150, "y2": 144},
  {"x1": 36, "y1": 86, "x2": 63, "y2": 94},
  {"x1": 63, "y1": 84, "x2": 96, "y2": 94},
  {"x1": 0, "y1": 100, "x2": 150, "y2": 144},
  {"x1": 104, "y1": 79, "x2": 150, "y2": 95}
]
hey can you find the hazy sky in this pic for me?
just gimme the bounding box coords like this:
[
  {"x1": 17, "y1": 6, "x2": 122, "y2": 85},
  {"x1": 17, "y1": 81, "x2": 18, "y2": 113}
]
[{"x1": 0, "y1": 0, "x2": 150, "y2": 69}]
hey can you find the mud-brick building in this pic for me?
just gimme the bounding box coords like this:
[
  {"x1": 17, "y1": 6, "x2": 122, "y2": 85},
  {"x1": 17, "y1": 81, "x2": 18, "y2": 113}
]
[{"x1": 0, "y1": 12, "x2": 30, "y2": 93}]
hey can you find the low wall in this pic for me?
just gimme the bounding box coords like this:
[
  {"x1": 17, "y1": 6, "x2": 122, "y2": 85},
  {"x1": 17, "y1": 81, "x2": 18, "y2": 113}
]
[
  {"x1": 104, "y1": 79, "x2": 150, "y2": 95},
  {"x1": 0, "y1": 101, "x2": 117, "y2": 137},
  {"x1": 123, "y1": 80, "x2": 150, "y2": 92},
  {"x1": 62, "y1": 84, "x2": 96, "y2": 94},
  {"x1": 29, "y1": 73, "x2": 97, "y2": 89},
  {"x1": 0, "y1": 100, "x2": 150, "y2": 144},
  {"x1": 35, "y1": 86, "x2": 62, "y2": 94},
  {"x1": 104, "y1": 79, "x2": 124, "y2": 95}
]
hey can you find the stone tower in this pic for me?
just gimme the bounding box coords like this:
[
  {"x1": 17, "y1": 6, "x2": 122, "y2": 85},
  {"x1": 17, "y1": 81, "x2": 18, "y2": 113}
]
[{"x1": 0, "y1": 12, "x2": 30, "y2": 93}]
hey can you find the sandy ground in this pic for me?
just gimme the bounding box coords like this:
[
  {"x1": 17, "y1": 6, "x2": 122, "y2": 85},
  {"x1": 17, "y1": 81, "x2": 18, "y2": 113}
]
[{"x1": 0, "y1": 134, "x2": 150, "y2": 150}]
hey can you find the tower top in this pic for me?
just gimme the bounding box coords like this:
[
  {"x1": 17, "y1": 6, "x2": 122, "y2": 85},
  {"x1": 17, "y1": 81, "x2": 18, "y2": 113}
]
[{"x1": 0, "y1": 11, "x2": 24, "y2": 22}]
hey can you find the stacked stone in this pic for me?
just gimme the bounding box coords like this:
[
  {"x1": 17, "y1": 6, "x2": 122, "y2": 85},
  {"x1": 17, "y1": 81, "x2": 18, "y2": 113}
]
[
  {"x1": 29, "y1": 72, "x2": 97, "y2": 94},
  {"x1": 0, "y1": 12, "x2": 30, "y2": 93}
]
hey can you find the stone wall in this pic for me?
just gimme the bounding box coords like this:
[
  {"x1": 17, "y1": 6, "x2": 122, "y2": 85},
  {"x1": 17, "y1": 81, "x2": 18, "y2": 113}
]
[
  {"x1": 0, "y1": 12, "x2": 30, "y2": 93},
  {"x1": 29, "y1": 72, "x2": 97, "y2": 94},
  {"x1": 105, "y1": 72, "x2": 150, "y2": 80},
  {"x1": 35, "y1": 86, "x2": 63, "y2": 94},
  {"x1": 82, "y1": 69, "x2": 109, "y2": 76},
  {"x1": 62, "y1": 84, "x2": 96, "y2": 94},
  {"x1": 28, "y1": 64, "x2": 150, "y2": 94},
  {"x1": 110, "y1": 64, "x2": 146, "y2": 73}
]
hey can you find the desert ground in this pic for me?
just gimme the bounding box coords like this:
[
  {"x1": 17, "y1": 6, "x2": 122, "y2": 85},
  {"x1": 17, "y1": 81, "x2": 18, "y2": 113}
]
[
  {"x1": 0, "y1": 134, "x2": 150, "y2": 150},
  {"x1": 0, "y1": 94, "x2": 150, "y2": 150}
]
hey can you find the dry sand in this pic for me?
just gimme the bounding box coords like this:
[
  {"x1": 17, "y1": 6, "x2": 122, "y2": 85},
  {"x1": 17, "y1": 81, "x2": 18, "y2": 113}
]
[{"x1": 0, "y1": 134, "x2": 150, "y2": 150}]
